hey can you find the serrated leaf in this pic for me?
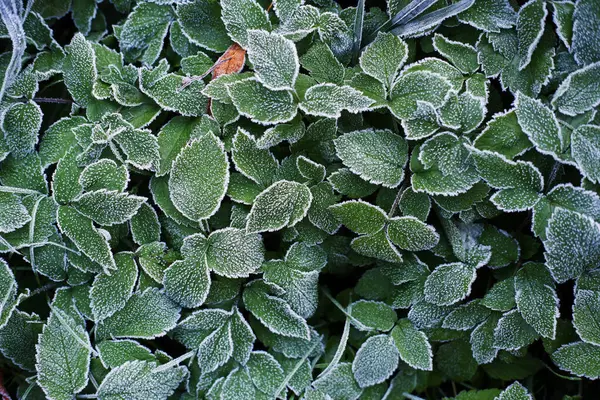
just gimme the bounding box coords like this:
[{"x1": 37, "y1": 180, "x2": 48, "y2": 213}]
[
  {"x1": 474, "y1": 110, "x2": 532, "y2": 159},
  {"x1": 221, "y1": 0, "x2": 271, "y2": 48},
  {"x1": 496, "y1": 381, "x2": 532, "y2": 400},
  {"x1": 163, "y1": 257, "x2": 210, "y2": 308},
  {"x1": 57, "y1": 205, "x2": 116, "y2": 273},
  {"x1": 514, "y1": 262, "x2": 558, "y2": 339},
  {"x1": 438, "y1": 92, "x2": 486, "y2": 133},
  {"x1": 389, "y1": 71, "x2": 452, "y2": 120},
  {"x1": 432, "y1": 34, "x2": 478, "y2": 74},
  {"x1": 552, "y1": 341, "x2": 600, "y2": 379},
  {"x1": 96, "y1": 340, "x2": 155, "y2": 369},
  {"x1": 0, "y1": 192, "x2": 30, "y2": 233},
  {"x1": 205, "y1": 227, "x2": 264, "y2": 277},
  {"x1": 169, "y1": 133, "x2": 229, "y2": 222},
  {"x1": 63, "y1": 33, "x2": 96, "y2": 107},
  {"x1": 97, "y1": 288, "x2": 181, "y2": 339},
  {"x1": 176, "y1": 0, "x2": 231, "y2": 52},
  {"x1": 300, "y1": 42, "x2": 345, "y2": 85},
  {"x1": 246, "y1": 30, "x2": 299, "y2": 91},
  {"x1": 334, "y1": 129, "x2": 408, "y2": 188},
  {"x1": 571, "y1": 0, "x2": 600, "y2": 65},
  {"x1": 36, "y1": 308, "x2": 91, "y2": 400},
  {"x1": 72, "y1": 190, "x2": 145, "y2": 226},
  {"x1": 351, "y1": 229, "x2": 403, "y2": 263},
  {"x1": 544, "y1": 207, "x2": 600, "y2": 283},
  {"x1": 470, "y1": 313, "x2": 502, "y2": 364},
  {"x1": 443, "y1": 301, "x2": 492, "y2": 331},
  {"x1": 228, "y1": 78, "x2": 297, "y2": 125},
  {"x1": 243, "y1": 280, "x2": 310, "y2": 339},
  {"x1": 96, "y1": 360, "x2": 187, "y2": 400},
  {"x1": 387, "y1": 216, "x2": 439, "y2": 251},
  {"x1": 424, "y1": 262, "x2": 476, "y2": 306},
  {"x1": 572, "y1": 124, "x2": 600, "y2": 183},
  {"x1": 390, "y1": 318, "x2": 433, "y2": 370},
  {"x1": 246, "y1": 180, "x2": 312, "y2": 233},
  {"x1": 493, "y1": 309, "x2": 539, "y2": 350},
  {"x1": 458, "y1": 0, "x2": 516, "y2": 32},
  {"x1": 552, "y1": 62, "x2": 600, "y2": 116},
  {"x1": 351, "y1": 300, "x2": 397, "y2": 332},
  {"x1": 232, "y1": 128, "x2": 278, "y2": 187},
  {"x1": 91, "y1": 253, "x2": 138, "y2": 321},
  {"x1": 312, "y1": 363, "x2": 362, "y2": 400},
  {"x1": 329, "y1": 200, "x2": 387, "y2": 235},
  {"x1": 573, "y1": 289, "x2": 600, "y2": 345},
  {"x1": 482, "y1": 278, "x2": 516, "y2": 312},
  {"x1": 300, "y1": 83, "x2": 374, "y2": 118},
  {"x1": 399, "y1": 187, "x2": 431, "y2": 221},
  {"x1": 352, "y1": 334, "x2": 399, "y2": 388},
  {"x1": 0, "y1": 310, "x2": 42, "y2": 372},
  {"x1": 516, "y1": 0, "x2": 547, "y2": 70},
  {"x1": 1, "y1": 100, "x2": 42, "y2": 158},
  {"x1": 360, "y1": 32, "x2": 408, "y2": 89}
]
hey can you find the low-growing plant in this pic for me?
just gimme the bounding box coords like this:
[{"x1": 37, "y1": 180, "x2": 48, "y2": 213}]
[{"x1": 0, "y1": 0, "x2": 599, "y2": 398}]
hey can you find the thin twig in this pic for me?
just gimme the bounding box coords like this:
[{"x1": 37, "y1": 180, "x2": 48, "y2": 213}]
[{"x1": 32, "y1": 97, "x2": 73, "y2": 104}]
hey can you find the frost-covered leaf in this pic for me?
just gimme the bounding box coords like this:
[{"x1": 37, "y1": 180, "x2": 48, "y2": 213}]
[
  {"x1": 352, "y1": 334, "x2": 399, "y2": 388},
  {"x1": 57, "y1": 205, "x2": 116, "y2": 274},
  {"x1": 232, "y1": 128, "x2": 278, "y2": 187},
  {"x1": 169, "y1": 133, "x2": 229, "y2": 221},
  {"x1": 514, "y1": 262, "x2": 558, "y2": 339},
  {"x1": 470, "y1": 312, "x2": 502, "y2": 364},
  {"x1": 0, "y1": 192, "x2": 30, "y2": 233},
  {"x1": 329, "y1": 200, "x2": 386, "y2": 235},
  {"x1": 544, "y1": 207, "x2": 600, "y2": 283},
  {"x1": 205, "y1": 227, "x2": 264, "y2": 278},
  {"x1": 424, "y1": 263, "x2": 476, "y2": 306},
  {"x1": 496, "y1": 381, "x2": 532, "y2": 400},
  {"x1": 36, "y1": 307, "x2": 91, "y2": 400},
  {"x1": 176, "y1": 0, "x2": 231, "y2": 52},
  {"x1": 390, "y1": 318, "x2": 433, "y2": 371},
  {"x1": 571, "y1": 124, "x2": 600, "y2": 183},
  {"x1": 79, "y1": 159, "x2": 128, "y2": 192},
  {"x1": 359, "y1": 32, "x2": 408, "y2": 89},
  {"x1": 351, "y1": 300, "x2": 397, "y2": 332},
  {"x1": 387, "y1": 216, "x2": 439, "y2": 251},
  {"x1": 96, "y1": 288, "x2": 181, "y2": 339},
  {"x1": 72, "y1": 190, "x2": 145, "y2": 226},
  {"x1": 458, "y1": 0, "x2": 516, "y2": 32},
  {"x1": 96, "y1": 360, "x2": 187, "y2": 400},
  {"x1": 351, "y1": 229, "x2": 403, "y2": 263},
  {"x1": 552, "y1": 341, "x2": 600, "y2": 379},
  {"x1": 0, "y1": 310, "x2": 42, "y2": 372},
  {"x1": 389, "y1": 71, "x2": 452, "y2": 120},
  {"x1": 334, "y1": 129, "x2": 408, "y2": 188},
  {"x1": 91, "y1": 253, "x2": 138, "y2": 321},
  {"x1": 300, "y1": 83, "x2": 374, "y2": 118},
  {"x1": 516, "y1": 0, "x2": 547, "y2": 70},
  {"x1": 130, "y1": 203, "x2": 160, "y2": 245},
  {"x1": 246, "y1": 180, "x2": 312, "y2": 233},
  {"x1": 443, "y1": 300, "x2": 492, "y2": 331},
  {"x1": 432, "y1": 34, "x2": 478, "y2": 74},
  {"x1": 438, "y1": 92, "x2": 486, "y2": 133},
  {"x1": 552, "y1": 62, "x2": 600, "y2": 116},
  {"x1": 573, "y1": 289, "x2": 600, "y2": 345},
  {"x1": 163, "y1": 258, "x2": 210, "y2": 308},
  {"x1": 474, "y1": 110, "x2": 531, "y2": 159},
  {"x1": 221, "y1": 0, "x2": 271, "y2": 47},
  {"x1": 228, "y1": 78, "x2": 297, "y2": 125},
  {"x1": 571, "y1": 0, "x2": 600, "y2": 66},
  {"x1": 493, "y1": 309, "x2": 539, "y2": 350},
  {"x1": 63, "y1": 33, "x2": 96, "y2": 107},
  {"x1": 312, "y1": 363, "x2": 362, "y2": 400},
  {"x1": 96, "y1": 340, "x2": 155, "y2": 369},
  {"x1": 243, "y1": 280, "x2": 310, "y2": 339},
  {"x1": 300, "y1": 42, "x2": 345, "y2": 85},
  {"x1": 1, "y1": 101, "x2": 42, "y2": 158},
  {"x1": 246, "y1": 30, "x2": 298, "y2": 91}
]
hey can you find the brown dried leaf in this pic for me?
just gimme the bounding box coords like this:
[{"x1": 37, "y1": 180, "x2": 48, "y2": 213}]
[{"x1": 212, "y1": 43, "x2": 246, "y2": 79}]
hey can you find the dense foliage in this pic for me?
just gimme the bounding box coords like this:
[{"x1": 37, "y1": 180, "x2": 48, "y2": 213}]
[{"x1": 0, "y1": 0, "x2": 599, "y2": 398}]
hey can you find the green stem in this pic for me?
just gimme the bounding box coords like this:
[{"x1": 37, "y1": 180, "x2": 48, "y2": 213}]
[{"x1": 317, "y1": 301, "x2": 353, "y2": 379}]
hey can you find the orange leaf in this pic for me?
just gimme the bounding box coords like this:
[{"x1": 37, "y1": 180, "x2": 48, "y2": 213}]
[{"x1": 212, "y1": 43, "x2": 246, "y2": 79}]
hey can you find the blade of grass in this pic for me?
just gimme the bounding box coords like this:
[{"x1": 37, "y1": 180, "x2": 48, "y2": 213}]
[
  {"x1": 352, "y1": 0, "x2": 366, "y2": 64},
  {"x1": 390, "y1": 0, "x2": 475, "y2": 37}
]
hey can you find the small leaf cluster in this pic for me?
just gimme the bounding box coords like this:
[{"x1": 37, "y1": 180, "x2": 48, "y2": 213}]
[{"x1": 0, "y1": 0, "x2": 598, "y2": 398}]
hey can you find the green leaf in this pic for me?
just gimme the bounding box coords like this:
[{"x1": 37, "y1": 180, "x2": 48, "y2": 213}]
[
  {"x1": 232, "y1": 128, "x2": 278, "y2": 187},
  {"x1": 334, "y1": 129, "x2": 408, "y2": 188},
  {"x1": 119, "y1": 2, "x2": 174, "y2": 65},
  {"x1": 72, "y1": 190, "x2": 145, "y2": 226},
  {"x1": 312, "y1": 363, "x2": 362, "y2": 400},
  {"x1": 352, "y1": 334, "x2": 399, "y2": 388},
  {"x1": 497, "y1": 381, "x2": 532, "y2": 400},
  {"x1": 470, "y1": 313, "x2": 502, "y2": 364},
  {"x1": 516, "y1": 0, "x2": 547, "y2": 70},
  {"x1": 329, "y1": 200, "x2": 387, "y2": 235},
  {"x1": 79, "y1": 159, "x2": 129, "y2": 192},
  {"x1": 573, "y1": 289, "x2": 600, "y2": 345},
  {"x1": 387, "y1": 217, "x2": 439, "y2": 251},
  {"x1": 482, "y1": 278, "x2": 516, "y2": 312},
  {"x1": 169, "y1": 133, "x2": 229, "y2": 221},
  {"x1": 97, "y1": 288, "x2": 181, "y2": 339},
  {"x1": 571, "y1": 0, "x2": 600, "y2": 65},
  {"x1": 36, "y1": 308, "x2": 91, "y2": 400},
  {"x1": 552, "y1": 62, "x2": 600, "y2": 116},
  {"x1": 424, "y1": 262, "x2": 476, "y2": 306},
  {"x1": 228, "y1": 78, "x2": 298, "y2": 124},
  {"x1": 300, "y1": 42, "x2": 345, "y2": 85},
  {"x1": 246, "y1": 30, "x2": 299, "y2": 91},
  {"x1": 130, "y1": 203, "x2": 160, "y2": 245},
  {"x1": 359, "y1": 32, "x2": 408, "y2": 89},
  {"x1": 52, "y1": 146, "x2": 83, "y2": 205},
  {"x1": 514, "y1": 262, "x2": 558, "y2": 339},
  {"x1": 1, "y1": 100, "x2": 42, "y2": 158},
  {"x1": 96, "y1": 360, "x2": 188, "y2": 400},
  {"x1": 39, "y1": 116, "x2": 88, "y2": 167},
  {"x1": 437, "y1": 92, "x2": 486, "y2": 133},
  {"x1": 243, "y1": 280, "x2": 310, "y2": 339},
  {"x1": 246, "y1": 180, "x2": 312, "y2": 233},
  {"x1": 0, "y1": 192, "x2": 30, "y2": 233},
  {"x1": 328, "y1": 168, "x2": 378, "y2": 199},
  {"x1": 389, "y1": 71, "x2": 453, "y2": 120},
  {"x1": 96, "y1": 340, "x2": 156, "y2": 368},
  {"x1": 432, "y1": 34, "x2": 479, "y2": 74},
  {"x1": 443, "y1": 300, "x2": 492, "y2": 331},
  {"x1": 458, "y1": 0, "x2": 516, "y2": 32},
  {"x1": 0, "y1": 310, "x2": 42, "y2": 372},
  {"x1": 474, "y1": 110, "x2": 532, "y2": 159},
  {"x1": 390, "y1": 318, "x2": 433, "y2": 371},
  {"x1": 351, "y1": 300, "x2": 397, "y2": 332},
  {"x1": 552, "y1": 341, "x2": 600, "y2": 379},
  {"x1": 221, "y1": 0, "x2": 271, "y2": 47},
  {"x1": 57, "y1": 205, "x2": 116, "y2": 274},
  {"x1": 300, "y1": 83, "x2": 374, "y2": 118},
  {"x1": 399, "y1": 187, "x2": 431, "y2": 221},
  {"x1": 544, "y1": 207, "x2": 600, "y2": 283},
  {"x1": 91, "y1": 253, "x2": 138, "y2": 321},
  {"x1": 163, "y1": 256, "x2": 210, "y2": 308},
  {"x1": 435, "y1": 340, "x2": 478, "y2": 381},
  {"x1": 205, "y1": 227, "x2": 265, "y2": 278},
  {"x1": 176, "y1": 0, "x2": 231, "y2": 52},
  {"x1": 572, "y1": 124, "x2": 600, "y2": 183},
  {"x1": 63, "y1": 33, "x2": 96, "y2": 107},
  {"x1": 552, "y1": 1, "x2": 575, "y2": 49},
  {"x1": 493, "y1": 309, "x2": 539, "y2": 350}
]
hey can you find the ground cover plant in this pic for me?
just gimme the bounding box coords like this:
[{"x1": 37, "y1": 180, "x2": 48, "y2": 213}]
[{"x1": 1, "y1": 0, "x2": 600, "y2": 398}]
